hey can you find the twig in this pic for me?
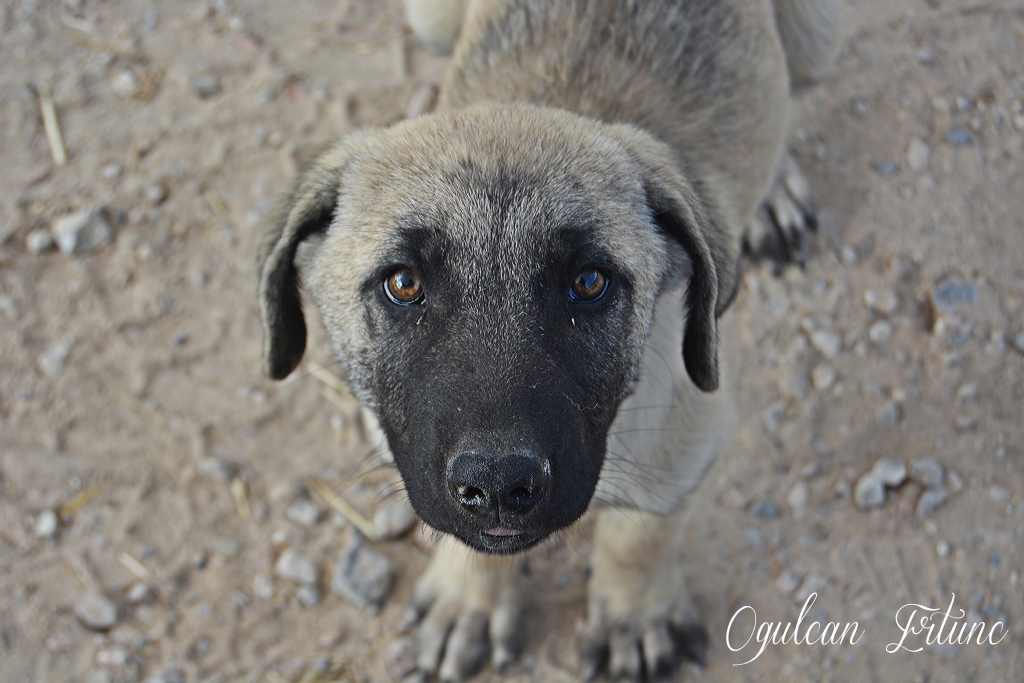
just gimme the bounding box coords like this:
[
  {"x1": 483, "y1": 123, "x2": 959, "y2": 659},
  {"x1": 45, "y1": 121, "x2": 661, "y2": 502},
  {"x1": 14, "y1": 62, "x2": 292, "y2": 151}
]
[
  {"x1": 204, "y1": 188, "x2": 230, "y2": 223},
  {"x1": 58, "y1": 486, "x2": 102, "y2": 521},
  {"x1": 39, "y1": 86, "x2": 68, "y2": 166},
  {"x1": 305, "y1": 476, "x2": 377, "y2": 540},
  {"x1": 306, "y1": 362, "x2": 350, "y2": 394},
  {"x1": 231, "y1": 477, "x2": 250, "y2": 519}
]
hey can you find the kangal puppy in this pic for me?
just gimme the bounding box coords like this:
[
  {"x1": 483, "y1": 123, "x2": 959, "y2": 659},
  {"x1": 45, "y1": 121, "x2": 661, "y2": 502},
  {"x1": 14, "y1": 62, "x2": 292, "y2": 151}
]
[{"x1": 259, "y1": 0, "x2": 842, "y2": 680}]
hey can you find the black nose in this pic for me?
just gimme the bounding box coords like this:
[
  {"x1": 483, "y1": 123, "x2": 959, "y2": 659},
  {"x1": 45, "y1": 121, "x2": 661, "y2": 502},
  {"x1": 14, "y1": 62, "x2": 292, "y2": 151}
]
[{"x1": 447, "y1": 452, "x2": 550, "y2": 516}]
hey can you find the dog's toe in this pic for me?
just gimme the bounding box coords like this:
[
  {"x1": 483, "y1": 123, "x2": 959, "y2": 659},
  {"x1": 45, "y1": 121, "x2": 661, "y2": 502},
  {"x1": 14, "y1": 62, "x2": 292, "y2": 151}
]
[
  {"x1": 744, "y1": 152, "x2": 817, "y2": 266},
  {"x1": 582, "y1": 617, "x2": 707, "y2": 682}
]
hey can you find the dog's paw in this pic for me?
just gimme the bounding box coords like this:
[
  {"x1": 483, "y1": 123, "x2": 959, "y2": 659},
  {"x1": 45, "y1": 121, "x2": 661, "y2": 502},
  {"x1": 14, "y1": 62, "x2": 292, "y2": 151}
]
[
  {"x1": 743, "y1": 152, "x2": 817, "y2": 266},
  {"x1": 402, "y1": 535, "x2": 526, "y2": 682},
  {"x1": 581, "y1": 509, "x2": 706, "y2": 682}
]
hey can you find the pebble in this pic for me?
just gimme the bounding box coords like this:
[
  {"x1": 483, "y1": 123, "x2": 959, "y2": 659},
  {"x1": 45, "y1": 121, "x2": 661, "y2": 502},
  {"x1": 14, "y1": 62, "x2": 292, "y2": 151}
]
[
  {"x1": 126, "y1": 582, "x2": 151, "y2": 604},
  {"x1": 26, "y1": 229, "x2": 54, "y2": 254},
  {"x1": 916, "y1": 489, "x2": 950, "y2": 518},
  {"x1": 372, "y1": 498, "x2": 418, "y2": 540},
  {"x1": 761, "y1": 401, "x2": 786, "y2": 433},
  {"x1": 936, "y1": 541, "x2": 951, "y2": 558},
  {"x1": 954, "y1": 415, "x2": 977, "y2": 432},
  {"x1": 74, "y1": 590, "x2": 118, "y2": 631},
  {"x1": 192, "y1": 76, "x2": 221, "y2": 98},
  {"x1": 751, "y1": 501, "x2": 780, "y2": 519},
  {"x1": 906, "y1": 138, "x2": 930, "y2": 172},
  {"x1": 196, "y1": 457, "x2": 236, "y2": 483},
  {"x1": 811, "y1": 364, "x2": 836, "y2": 390},
  {"x1": 930, "y1": 278, "x2": 977, "y2": 310},
  {"x1": 875, "y1": 400, "x2": 901, "y2": 427},
  {"x1": 775, "y1": 570, "x2": 802, "y2": 594},
  {"x1": 287, "y1": 499, "x2": 324, "y2": 527},
  {"x1": 385, "y1": 638, "x2": 418, "y2": 680},
  {"x1": 34, "y1": 509, "x2": 58, "y2": 538},
  {"x1": 146, "y1": 184, "x2": 167, "y2": 205},
  {"x1": 1012, "y1": 332, "x2": 1024, "y2": 354},
  {"x1": 274, "y1": 549, "x2": 319, "y2": 586},
  {"x1": 51, "y1": 207, "x2": 112, "y2": 255},
  {"x1": 318, "y1": 628, "x2": 346, "y2": 649},
  {"x1": 874, "y1": 458, "x2": 907, "y2": 486},
  {"x1": 330, "y1": 534, "x2": 394, "y2": 612},
  {"x1": 909, "y1": 458, "x2": 944, "y2": 488},
  {"x1": 252, "y1": 573, "x2": 274, "y2": 600},
  {"x1": 100, "y1": 163, "x2": 123, "y2": 180},
  {"x1": 787, "y1": 482, "x2": 809, "y2": 518},
  {"x1": 854, "y1": 458, "x2": 907, "y2": 509},
  {"x1": 863, "y1": 289, "x2": 898, "y2": 316},
  {"x1": 870, "y1": 160, "x2": 899, "y2": 176},
  {"x1": 868, "y1": 320, "x2": 893, "y2": 344},
  {"x1": 989, "y1": 486, "x2": 1010, "y2": 504},
  {"x1": 111, "y1": 70, "x2": 140, "y2": 98},
  {"x1": 810, "y1": 330, "x2": 842, "y2": 359},
  {"x1": 840, "y1": 245, "x2": 858, "y2": 265},
  {"x1": 37, "y1": 342, "x2": 70, "y2": 378},
  {"x1": 945, "y1": 125, "x2": 973, "y2": 146},
  {"x1": 297, "y1": 585, "x2": 322, "y2": 608}
]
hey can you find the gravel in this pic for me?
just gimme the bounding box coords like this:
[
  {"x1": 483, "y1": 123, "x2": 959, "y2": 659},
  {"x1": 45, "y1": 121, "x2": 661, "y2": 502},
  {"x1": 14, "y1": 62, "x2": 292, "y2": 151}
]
[
  {"x1": 917, "y1": 489, "x2": 950, "y2": 518},
  {"x1": 868, "y1": 320, "x2": 893, "y2": 343},
  {"x1": 331, "y1": 534, "x2": 393, "y2": 612},
  {"x1": 372, "y1": 498, "x2": 418, "y2": 540},
  {"x1": 74, "y1": 590, "x2": 118, "y2": 631},
  {"x1": 34, "y1": 509, "x2": 58, "y2": 538},
  {"x1": 811, "y1": 364, "x2": 836, "y2": 390},
  {"x1": 1012, "y1": 332, "x2": 1024, "y2": 354},
  {"x1": 909, "y1": 458, "x2": 944, "y2": 488},
  {"x1": 51, "y1": 207, "x2": 112, "y2": 255},
  {"x1": 252, "y1": 573, "x2": 274, "y2": 600},
  {"x1": 192, "y1": 76, "x2": 221, "y2": 98},
  {"x1": 37, "y1": 342, "x2": 70, "y2": 378},
  {"x1": 787, "y1": 481, "x2": 810, "y2": 518},
  {"x1": 854, "y1": 458, "x2": 907, "y2": 509},
  {"x1": 810, "y1": 330, "x2": 842, "y2": 358},
  {"x1": 875, "y1": 400, "x2": 901, "y2": 427},
  {"x1": 863, "y1": 289, "x2": 898, "y2": 315},
  {"x1": 111, "y1": 71, "x2": 140, "y2": 98},
  {"x1": 385, "y1": 638, "x2": 418, "y2": 680},
  {"x1": 906, "y1": 138, "x2": 930, "y2": 172},
  {"x1": 26, "y1": 229, "x2": 54, "y2": 254},
  {"x1": 945, "y1": 125, "x2": 973, "y2": 146},
  {"x1": 287, "y1": 499, "x2": 324, "y2": 527},
  {"x1": 274, "y1": 549, "x2": 319, "y2": 586}
]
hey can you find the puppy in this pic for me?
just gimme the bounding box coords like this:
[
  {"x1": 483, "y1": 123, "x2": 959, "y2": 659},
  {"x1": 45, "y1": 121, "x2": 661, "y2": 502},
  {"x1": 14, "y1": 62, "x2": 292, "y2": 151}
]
[{"x1": 258, "y1": 1, "x2": 842, "y2": 680}]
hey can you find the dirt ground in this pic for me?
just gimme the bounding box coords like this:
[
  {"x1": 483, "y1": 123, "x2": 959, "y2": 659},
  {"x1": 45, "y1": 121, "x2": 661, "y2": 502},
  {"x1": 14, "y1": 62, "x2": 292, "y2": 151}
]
[{"x1": 1, "y1": 1, "x2": 1022, "y2": 682}]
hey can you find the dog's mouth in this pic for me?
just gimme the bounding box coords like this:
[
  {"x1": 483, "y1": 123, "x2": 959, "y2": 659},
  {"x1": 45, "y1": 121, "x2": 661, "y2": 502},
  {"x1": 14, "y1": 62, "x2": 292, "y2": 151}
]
[
  {"x1": 456, "y1": 527, "x2": 549, "y2": 554},
  {"x1": 484, "y1": 526, "x2": 521, "y2": 537}
]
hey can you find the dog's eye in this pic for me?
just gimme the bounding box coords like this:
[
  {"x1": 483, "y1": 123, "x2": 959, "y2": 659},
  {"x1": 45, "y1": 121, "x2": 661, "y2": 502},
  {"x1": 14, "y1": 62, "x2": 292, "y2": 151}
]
[
  {"x1": 384, "y1": 268, "x2": 425, "y2": 305},
  {"x1": 569, "y1": 268, "x2": 608, "y2": 303}
]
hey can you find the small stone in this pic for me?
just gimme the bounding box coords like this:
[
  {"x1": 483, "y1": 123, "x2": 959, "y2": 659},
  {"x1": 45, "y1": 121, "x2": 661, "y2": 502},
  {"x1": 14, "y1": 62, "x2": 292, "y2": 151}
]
[
  {"x1": 775, "y1": 570, "x2": 802, "y2": 595},
  {"x1": 111, "y1": 70, "x2": 140, "y2": 98},
  {"x1": 875, "y1": 400, "x2": 901, "y2": 427},
  {"x1": 916, "y1": 489, "x2": 950, "y2": 518},
  {"x1": 750, "y1": 501, "x2": 780, "y2": 519},
  {"x1": 51, "y1": 206, "x2": 112, "y2": 255},
  {"x1": 252, "y1": 573, "x2": 274, "y2": 600},
  {"x1": 372, "y1": 498, "x2": 418, "y2": 540},
  {"x1": 870, "y1": 160, "x2": 899, "y2": 176},
  {"x1": 146, "y1": 184, "x2": 167, "y2": 205},
  {"x1": 936, "y1": 541, "x2": 951, "y2": 558},
  {"x1": 318, "y1": 628, "x2": 346, "y2": 649},
  {"x1": 853, "y1": 475, "x2": 885, "y2": 509},
  {"x1": 274, "y1": 549, "x2": 319, "y2": 585},
  {"x1": 330, "y1": 534, "x2": 393, "y2": 612},
  {"x1": 810, "y1": 330, "x2": 842, "y2": 359},
  {"x1": 74, "y1": 590, "x2": 118, "y2": 631},
  {"x1": 100, "y1": 163, "x2": 123, "y2": 180},
  {"x1": 34, "y1": 509, "x2": 58, "y2": 538},
  {"x1": 787, "y1": 482, "x2": 809, "y2": 519},
  {"x1": 840, "y1": 245, "x2": 858, "y2": 265},
  {"x1": 297, "y1": 585, "x2": 322, "y2": 608},
  {"x1": 761, "y1": 401, "x2": 786, "y2": 433},
  {"x1": 909, "y1": 459, "x2": 944, "y2": 488},
  {"x1": 810, "y1": 364, "x2": 835, "y2": 391},
  {"x1": 955, "y1": 383, "x2": 978, "y2": 402},
  {"x1": 1012, "y1": 332, "x2": 1024, "y2": 354},
  {"x1": 945, "y1": 125, "x2": 973, "y2": 146},
  {"x1": 126, "y1": 582, "x2": 151, "y2": 604},
  {"x1": 989, "y1": 486, "x2": 1010, "y2": 504},
  {"x1": 385, "y1": 637, "x2": 417, "y2": 680},
  {"x1": 930, "y1": 278, "x2": 977, "y2": 311},
  {"x1": 954, "y1": 415, "x2": 976, "y2": 432},
  {"x1": 26, "y1": 229, "x2": 54, "y2": 254},
  {"x1": 196, "y1": 457, "x2": 235, "y2": 482},
  {"x1": 37, "y1": 342, "x2": 69, "y2": 378},
  {"x1": 906, "y1": 138, "x2": 930, "y2": 172},
  {"x1": 192, "y1": 76, "x2": 221, "y2": 98},
  {"x1": 863, "y1": 289, "x2": 898, "y2": 315},
  {"x1": 871, "y1": 458, "x2": 907, "y2": 486},
  {"x1": 868, "y1": 320, "x2": 893, "y2": 344},
  {"x1": 287, "y1": 499, "x2": 324, "y2": 527}
]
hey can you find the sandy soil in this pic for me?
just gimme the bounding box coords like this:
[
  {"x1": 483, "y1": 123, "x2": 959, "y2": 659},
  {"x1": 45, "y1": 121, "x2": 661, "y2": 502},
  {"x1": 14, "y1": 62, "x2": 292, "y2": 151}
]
[{"x1": 1, "y1": 1, "x2": 1022, "y2": 682}]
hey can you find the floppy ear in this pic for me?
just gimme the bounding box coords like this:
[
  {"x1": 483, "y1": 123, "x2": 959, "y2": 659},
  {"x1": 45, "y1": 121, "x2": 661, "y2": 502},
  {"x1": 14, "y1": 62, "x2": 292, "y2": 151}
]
[
  {"x1": 608, "y1": 126, "x2": 739, "y2": 393},
  {"x1": 257, "y1": 136, "x2": 369, "y2": 380}
]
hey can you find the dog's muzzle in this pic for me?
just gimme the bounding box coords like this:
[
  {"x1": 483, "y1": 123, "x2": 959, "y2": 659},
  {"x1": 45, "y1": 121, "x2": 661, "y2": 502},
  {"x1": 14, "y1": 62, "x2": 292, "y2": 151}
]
[{"x1": 446, "y1": 451, "x2": 551, "y2": 521}]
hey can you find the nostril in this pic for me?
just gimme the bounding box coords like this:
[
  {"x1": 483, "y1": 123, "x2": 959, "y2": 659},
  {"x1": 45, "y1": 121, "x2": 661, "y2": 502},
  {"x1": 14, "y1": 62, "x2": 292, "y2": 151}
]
[
  {"x1": 506, "y1": 485, "x2": 541, "y2": 513},
  {"x1": 455, "y1": 484, "x2": 488, "y2": 510}
]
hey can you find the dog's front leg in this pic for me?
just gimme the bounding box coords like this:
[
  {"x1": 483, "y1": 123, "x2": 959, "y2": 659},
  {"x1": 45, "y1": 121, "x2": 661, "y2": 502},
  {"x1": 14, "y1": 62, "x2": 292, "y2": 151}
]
[
  {"x1": 583, "y1": 507, "x2": 707, "y2": 682},
  {"x1": 404, "y1": 534, "x2": 526, "y2": 681}
]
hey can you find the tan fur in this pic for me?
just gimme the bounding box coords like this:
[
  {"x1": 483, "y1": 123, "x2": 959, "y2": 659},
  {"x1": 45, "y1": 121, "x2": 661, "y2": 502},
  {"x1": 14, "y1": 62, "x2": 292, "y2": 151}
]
[{"x1": 260, "y1": 0, "x2": 843, "y2": 679}]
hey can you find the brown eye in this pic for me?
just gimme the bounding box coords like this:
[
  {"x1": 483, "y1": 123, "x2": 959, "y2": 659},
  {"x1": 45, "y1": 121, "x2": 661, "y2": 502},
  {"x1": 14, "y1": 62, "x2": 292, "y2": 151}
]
[
  {"x1": 384, "y1": 268, "x2": 425, "y2": 305},
  {"x1": 569, "y1": 268, "x2": 608, "y2": 302}
]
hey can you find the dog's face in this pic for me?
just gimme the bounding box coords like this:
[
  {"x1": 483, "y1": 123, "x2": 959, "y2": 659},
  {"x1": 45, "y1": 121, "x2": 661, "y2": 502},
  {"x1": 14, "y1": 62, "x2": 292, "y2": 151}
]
[{"x1": 259, "y1": 104, "x2": 735, "y2": 553}]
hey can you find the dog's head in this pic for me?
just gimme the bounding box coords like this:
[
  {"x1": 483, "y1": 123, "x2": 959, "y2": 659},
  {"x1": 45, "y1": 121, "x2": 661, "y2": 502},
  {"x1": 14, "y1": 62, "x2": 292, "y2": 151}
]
[{"x1": 259, "y1": 103, "x2": 735, "y2": 553}]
